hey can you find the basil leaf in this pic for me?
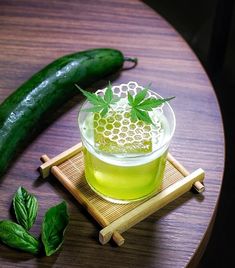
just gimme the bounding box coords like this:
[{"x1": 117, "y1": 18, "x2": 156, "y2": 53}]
[
  {"x1": 0, "y1": 220, "x2": 40, "y2": 254},
  {"x1": 13, "y1": 186, "x2": 38, "y2": 230},
  {"x1": 41, "y1": 201, "x2": 69, "y2": 256}
]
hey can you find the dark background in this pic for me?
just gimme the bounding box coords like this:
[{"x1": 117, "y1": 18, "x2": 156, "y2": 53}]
[{"x1": 144, "y1": 0, "x2": 235, "y2": 266}]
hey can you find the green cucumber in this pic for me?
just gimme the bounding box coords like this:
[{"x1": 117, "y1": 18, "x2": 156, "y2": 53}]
[{"x1": 0, "y1": 48, "x2": 137, "y2": 176}]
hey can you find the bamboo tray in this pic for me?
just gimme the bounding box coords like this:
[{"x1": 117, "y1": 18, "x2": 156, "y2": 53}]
[{"x1": 39, "y1": 142, "x2": 205, "y2": 246}]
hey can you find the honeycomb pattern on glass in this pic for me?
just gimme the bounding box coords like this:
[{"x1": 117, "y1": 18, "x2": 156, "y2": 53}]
[{"x1": 93, "y1": 82, "x2": 164, "y2": 152}]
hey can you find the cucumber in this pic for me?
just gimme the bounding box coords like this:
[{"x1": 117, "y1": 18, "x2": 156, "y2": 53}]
[{"x1": 0, "y1": 48, "x2": 137, "y2": 176}]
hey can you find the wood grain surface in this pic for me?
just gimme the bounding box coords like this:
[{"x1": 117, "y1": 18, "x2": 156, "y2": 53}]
[{"x1": 0, "y1": 0, "x2": 224, "y2": 267}]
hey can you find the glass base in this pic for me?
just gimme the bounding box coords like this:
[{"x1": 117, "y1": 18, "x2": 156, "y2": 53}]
[
  {"x1": 86, "y1": 180, "x2": 158, "y2": 204},
  {"x1": 83, "y1": 147, "x2": 167, "y2": 204}
]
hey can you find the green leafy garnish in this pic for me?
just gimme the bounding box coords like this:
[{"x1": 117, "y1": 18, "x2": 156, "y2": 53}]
[
  {"x1": 0, "y1": 187, "x2": 69, "y2": 257},
  {"x1": 41, "y1": 201, "x2": 69, "y2": 256},
  {"x1": 77, "y1": 82, "x2": 174, "y2": 125},
  {"x1": 13, "y1": 186, "x2": 38, "y2": 231},
  {"x1": 0, "y1": 220, "x2": 40, "y2": 254},
  {"x1": 128, "y1": 86, "x2": 174, "y2": 125},
  {"x1": 76, "y1": 82, "x2": 119, "y2": 117}
]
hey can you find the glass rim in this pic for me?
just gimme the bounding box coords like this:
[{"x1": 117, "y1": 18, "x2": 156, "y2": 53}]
[{"x1": 78, "y1": 89, "x2": 176, "y2": 160}]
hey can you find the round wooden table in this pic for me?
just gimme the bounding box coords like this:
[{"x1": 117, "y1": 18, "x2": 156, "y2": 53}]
[{"x1": 0, "y1": 0, "x2": 225, "y2": 267}]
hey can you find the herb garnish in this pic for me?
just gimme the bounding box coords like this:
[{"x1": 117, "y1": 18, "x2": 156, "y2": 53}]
[
  {"x1": 0, "y1": 220, "x2": 40, "y2": 254},
  {"x1": 76, "y1": 82, "x2": 119, "y2": 117},
  {"x1": 41, "y1": 201, "x2": 69, "y2": 256},
  {"x1": 128, "y1": 86, "x2": 174, "y2": 125},
  {"x1": 13, "y1": 186, "x2": 38, "y2": 231},
  {"x1": 0, "y1": 187, "x2": 69, "y2": 256},
  {"x1": 78, "y1": 82, "x2": 174, "y2": 125}
]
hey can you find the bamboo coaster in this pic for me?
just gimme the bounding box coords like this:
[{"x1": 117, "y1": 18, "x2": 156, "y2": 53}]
[{"x1": 39, "y1": 143, "x2": 205, "y2": 246}]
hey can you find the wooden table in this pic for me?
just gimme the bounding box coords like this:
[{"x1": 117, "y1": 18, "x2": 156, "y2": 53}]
[{"x1": 0, "y1": 0, "x2": 225, "y2": 267}]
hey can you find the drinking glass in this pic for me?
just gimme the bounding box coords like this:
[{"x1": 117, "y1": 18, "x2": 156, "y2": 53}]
[{"x1": 78, "y1": 82, "x2": 176, "y2": 203}]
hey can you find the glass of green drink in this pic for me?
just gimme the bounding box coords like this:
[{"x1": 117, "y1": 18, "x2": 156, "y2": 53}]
[{"x1": 78, "y1": 81, "x2": 176, "y2": 203}]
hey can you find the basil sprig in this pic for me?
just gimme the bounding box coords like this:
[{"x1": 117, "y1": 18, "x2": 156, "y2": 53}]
[
  {"x1": 0, "y1": 187, "x2": 69, "y2": 256},
  {"x1": 13, "y1": 186, "x2": 38, "y2": 230},
  {"x1": 42, "y1": 201, "x2": 69, "y2": 256}
]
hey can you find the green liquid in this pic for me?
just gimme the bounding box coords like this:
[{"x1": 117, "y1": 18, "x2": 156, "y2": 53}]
[{"x1": 83, "y1": 147, "x2": 168, "y2": 203}]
